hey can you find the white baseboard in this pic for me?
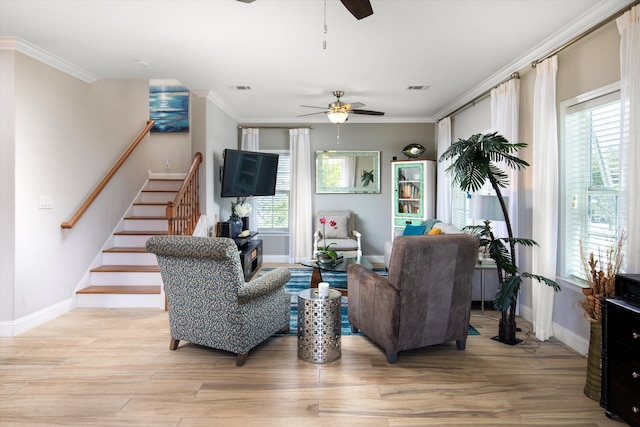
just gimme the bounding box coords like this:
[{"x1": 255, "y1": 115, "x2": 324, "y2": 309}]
[
  {"x1": 0, "y1": 298, "x2": 74, "y2": 336},
  {"x1": 518, "y1": 304, "x2": 588, "y2": 356}
]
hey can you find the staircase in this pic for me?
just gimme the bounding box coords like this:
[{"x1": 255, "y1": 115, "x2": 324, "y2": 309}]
[{"x1": 75, "y1": 178, "x2": 183, "y2": 308}]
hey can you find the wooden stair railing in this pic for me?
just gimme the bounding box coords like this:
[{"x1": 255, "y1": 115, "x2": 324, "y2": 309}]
[
  {"x1": 167, "y1": 152, "x2": 202, "y2": 236},
  {"x1": 61, "y1": 121, "x2": 155, "y2": 229}
]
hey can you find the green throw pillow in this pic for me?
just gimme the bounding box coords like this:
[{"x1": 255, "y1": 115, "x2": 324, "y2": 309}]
[{"x1": 403, "y1": 224, "x2": 426, "y2": 236}]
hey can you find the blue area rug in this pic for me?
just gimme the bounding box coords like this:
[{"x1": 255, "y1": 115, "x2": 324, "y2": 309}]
[{"x1": 261, "y1": 267, "x2": 479, "y2": 336}]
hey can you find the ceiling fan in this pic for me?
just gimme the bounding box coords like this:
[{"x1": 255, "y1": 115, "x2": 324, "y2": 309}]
[
  {"x1": 299, "y1": 90, "x2": 385, "y2": 124},
  {"x1": 236, "y1": 0, "x2": 373, "y2": 20}
]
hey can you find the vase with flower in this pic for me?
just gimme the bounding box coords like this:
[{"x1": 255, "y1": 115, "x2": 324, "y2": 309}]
[
  {"x1": 577, "y1": 229, "x2": 626, "y2": 401},
  {"x1": 316, "y1": 217, "x2": 338, "y2": 264},
  {"x1": 229, "y1": 197, "x2": 252, "y2": 237}
]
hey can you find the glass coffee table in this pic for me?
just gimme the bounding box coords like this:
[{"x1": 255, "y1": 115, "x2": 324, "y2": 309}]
[{"x1": 300, "y1": 255, "x2": 373, "y2": 296}]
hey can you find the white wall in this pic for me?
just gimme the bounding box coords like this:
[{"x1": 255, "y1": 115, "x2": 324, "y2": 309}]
[
  {"x1": 1, "y1": 52, "x2": 155, "y2": 334},
  {"x1": 0, "y1": 49, "x2": 17, "y2": 322}
]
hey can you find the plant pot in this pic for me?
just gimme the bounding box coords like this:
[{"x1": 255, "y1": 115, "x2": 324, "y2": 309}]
[
  {"x1": 584, "y1": 321, "x2": 602, "y2": 401},
  {"x1": 316, "y1": 254, "x2": 335, "y2": 265}
]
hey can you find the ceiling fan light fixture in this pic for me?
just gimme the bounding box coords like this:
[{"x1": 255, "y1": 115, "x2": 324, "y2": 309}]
[{"x1": 327, "y1": 112, "x2": 349, "y2": 124}]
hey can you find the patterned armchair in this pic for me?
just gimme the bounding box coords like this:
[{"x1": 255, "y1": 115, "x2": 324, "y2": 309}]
[
  {"x1": 313, "y1": 209, "x2": 362, "y2": 256},
  {"x1": 145, "y1": 235, "x2": 291, "y2": 366}
]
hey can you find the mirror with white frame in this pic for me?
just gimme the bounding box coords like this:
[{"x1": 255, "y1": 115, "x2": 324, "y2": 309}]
[{"x1": 316, "y1": 150, "x2": 380, "y2": 194}]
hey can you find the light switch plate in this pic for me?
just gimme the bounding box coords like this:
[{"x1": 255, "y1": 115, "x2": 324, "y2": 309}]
[{"x1": 39, "y1": 196, "x2": 53, "y2": 209}]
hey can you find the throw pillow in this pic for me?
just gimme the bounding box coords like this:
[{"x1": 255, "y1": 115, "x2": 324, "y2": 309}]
[
  {"x1": 427, "y1": 227, "x2": 442, "y2": 235},
  {"x1": 403, "y1": 224, "x2": 426, "y2": 236},
  {"x1": 324, "y1": 215, "x2": 349, "y2": 238}
]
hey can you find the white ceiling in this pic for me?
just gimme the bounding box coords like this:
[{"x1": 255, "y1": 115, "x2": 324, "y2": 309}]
[{"x1": 0, "y1": 0, "x2": 630, "y2": 123}]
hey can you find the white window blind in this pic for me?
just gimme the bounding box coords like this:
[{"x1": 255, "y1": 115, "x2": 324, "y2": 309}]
[
  {"x1": 563, "y1": 88, "x2": 626, "y2": 279},
  {"x1": 257, "y1": 151, "x2": 290, "y2": 232}
]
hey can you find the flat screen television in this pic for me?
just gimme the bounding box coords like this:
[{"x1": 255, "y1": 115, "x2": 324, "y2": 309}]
[{"x1": 220, "y1": 149, "x2": 279, "y2": 198}]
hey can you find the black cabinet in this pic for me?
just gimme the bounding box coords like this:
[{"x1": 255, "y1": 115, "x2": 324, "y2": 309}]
[
  {"x1": 601, "y1": 274, "x2": 640, "y2": 427},
  {"x1": 233, "y1": 233, "x2": 262, "y2": 281}
]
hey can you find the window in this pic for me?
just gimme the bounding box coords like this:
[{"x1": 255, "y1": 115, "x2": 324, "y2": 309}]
[
  {"x1": 256, "y1": 150, "x2": 289, "y2": 233},
  {"x1": 561, "y1": 83, "x2": 627, "y2": 279}
]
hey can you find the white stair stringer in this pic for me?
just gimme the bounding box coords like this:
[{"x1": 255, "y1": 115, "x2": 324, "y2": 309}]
[{"x1": 75, "y1": 177, "x2": 184, "y2": 309}]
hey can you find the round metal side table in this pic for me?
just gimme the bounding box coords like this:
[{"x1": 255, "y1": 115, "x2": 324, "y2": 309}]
[{"x1": 297, "y1": 288, "x2": 342, "y2": 363}]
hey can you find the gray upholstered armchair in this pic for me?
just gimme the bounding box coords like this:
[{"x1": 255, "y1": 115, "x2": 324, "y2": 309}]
[
  {"x1": 347, "y1": 234, "x2": 479, "y2": 363},
  {"x1": 313, "y1": 209, "x2": 362, "y2": 256},
  {"x1": 145, "y1": 235, "x2": 291, "y2": 366}
]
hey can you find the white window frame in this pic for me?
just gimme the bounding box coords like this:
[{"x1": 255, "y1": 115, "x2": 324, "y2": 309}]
[
  {"x1": 256, "y1": 149, "x2": 290, "y2": 234},
  {"x1": 559, "y1": 81, "x2": 625, "y2": 281}
]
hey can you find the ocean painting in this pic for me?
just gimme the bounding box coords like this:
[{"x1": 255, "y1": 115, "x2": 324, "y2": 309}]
[{"x1": 149, "y1": 79, "x2": 189, "y2": 132}]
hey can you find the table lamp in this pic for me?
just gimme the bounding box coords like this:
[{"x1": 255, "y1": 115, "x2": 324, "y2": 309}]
[{"x1": 470, "y1": 194, "x2": 507, "y2": 260}]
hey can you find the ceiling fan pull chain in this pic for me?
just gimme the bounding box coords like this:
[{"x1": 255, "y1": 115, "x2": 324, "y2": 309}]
[
  {"x1": 336, "y1": 123, "x2": 340, "y2": 144},
  {"x1": 323, "y1": 0, "x2": 328, "y2": 50}
]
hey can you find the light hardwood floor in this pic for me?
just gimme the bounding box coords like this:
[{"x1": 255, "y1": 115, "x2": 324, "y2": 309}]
[{"x1": 0, "y1": 278, "x2": 626, "y2": 426}]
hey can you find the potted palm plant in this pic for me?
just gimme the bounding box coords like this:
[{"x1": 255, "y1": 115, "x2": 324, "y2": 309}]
[{"x1": 439, "y1": 132, "x2": 560, "y2": 344}]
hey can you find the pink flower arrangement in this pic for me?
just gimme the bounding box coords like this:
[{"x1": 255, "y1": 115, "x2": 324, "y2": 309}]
[{"x1": 318, "y1": 217, "x2": 338, "y2": 259}]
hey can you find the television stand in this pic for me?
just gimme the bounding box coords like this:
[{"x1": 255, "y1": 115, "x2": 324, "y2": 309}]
[{"x1": 233, "y1": 232, "x2": 262, "y2": 281}]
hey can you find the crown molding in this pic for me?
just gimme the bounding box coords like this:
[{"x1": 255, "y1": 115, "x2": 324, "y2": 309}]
[
  {"x1": 0, "y1": 37, "x2": 100, "y2": 83},
  {"x1": 239, "y1": 115, "x2": 434, "y2": 124},
  {"x1": 433, "y1": 0, "x2": 635, "y2": 121},
  {"x1": 192, "y1": 89, "x2": 241, "y2": 122}
]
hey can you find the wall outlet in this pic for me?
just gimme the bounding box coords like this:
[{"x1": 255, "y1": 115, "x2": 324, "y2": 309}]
[
  {"x1": 39, "y1": 196, "x2": 53, "y2": 209},
  {"x1": 165, "y1": 157, "x2": 171, "y2": 170}
]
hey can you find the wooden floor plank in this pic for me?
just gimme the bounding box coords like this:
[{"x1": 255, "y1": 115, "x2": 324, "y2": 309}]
[{"x1": 0, "y1": 286, "x2": 620, "y2": 426}]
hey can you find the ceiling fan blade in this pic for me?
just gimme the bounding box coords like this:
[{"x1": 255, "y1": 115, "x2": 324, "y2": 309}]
[
  {"x1": 351, "y1": 109, "x2": 385, "y2": 116},
  {"x1": 297, "y1": 111, "x2": 328, "y2": 117},
  {"x1": 340, "y1": 0, "x2": 373, "y2": 20},
  {"x1": 300, "y1": 105, "x2": 329, "y2": 110},
  {"x1": 346, "y1": 102, "x2": 365, "y2": 109}
]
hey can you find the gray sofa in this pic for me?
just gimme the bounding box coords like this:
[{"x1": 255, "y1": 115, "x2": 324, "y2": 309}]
[{"x1": 384, "y1": 220, "x2": 462, "y2": 269}]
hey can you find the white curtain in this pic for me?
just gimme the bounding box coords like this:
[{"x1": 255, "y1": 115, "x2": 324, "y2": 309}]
[
  {"x1": 289, "y1": 129, "x2": 313, "y2": 263},
  {"x1": 531, "y1": 56, "x2": 559, "y2": 341},
  {"x1": 490, "y1": 78, "x2": 520, "y2": 241},
  {"x1": 240, "y1": 128, "x2": 259, "y2": 231},
  {"x1": 617, "y1": 5, "x2": 640, "y2": 272},
  {"x1": 436, "y1": 117, "x2": 452, "y2": 223}
]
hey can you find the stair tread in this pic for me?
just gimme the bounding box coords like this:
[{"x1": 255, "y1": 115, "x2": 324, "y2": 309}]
[
  {"x1": 124, "y1": 216, "x2": 167, "y2": 220},
  {"x1": 150, "y1": 178, "x2": 183, "y2": 181},
  {"x1": 141, "y1": 190, "x2": 177, "y2": 193},
  {"x1": 133, "y1": 202, "x2": 168, "y2": 206},
  {"x1": 114, "y1": 230, "x2": 167, "y2": 236},
  {"x1": 77, "y1": 285, "x2": 161, "y2": 295},
  {"x1": 91, "y1": 265, "x2": 160, "y2": 272},
  {"x1": 103, "y1": 247, "x2": 148, "y2": 253}
]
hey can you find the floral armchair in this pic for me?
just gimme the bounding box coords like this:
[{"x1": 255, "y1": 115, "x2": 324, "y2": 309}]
[
  {"x1": 313, "y1": 209, "x2": 362, "y2": 256},
  {"x1": 145, "y1": 235, "x2": 291, "y2": 366}
]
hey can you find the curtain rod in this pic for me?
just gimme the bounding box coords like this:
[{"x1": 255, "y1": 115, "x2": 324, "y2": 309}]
[
  {"x1": 238, "y1": 125, "x2": 314, "y2": 129},
  {"x1": 531, "y1": 0, "x2": 638, "y2": 68},
  {"x1": 437, "y1": 72, "x2": 520, "y2": 122}
]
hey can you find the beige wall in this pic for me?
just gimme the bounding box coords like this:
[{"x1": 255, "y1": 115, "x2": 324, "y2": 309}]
[
  {"x1": 238, "y1": 122, "x2": 436, "y2": 258},
  {"x1": 446, "y1": 20, "x2": 622, "y2": 352},
  {"x1": 1, "y1": 52, "x2": 154, "y2": 331}
]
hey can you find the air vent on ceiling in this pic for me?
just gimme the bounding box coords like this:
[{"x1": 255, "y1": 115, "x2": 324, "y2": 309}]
[
  {"x1": 406, "y1": 85, "x2": 430, "y2": 91},
  {"x1": 233, "y1": 85, "x2": 253, "y2": 90}
]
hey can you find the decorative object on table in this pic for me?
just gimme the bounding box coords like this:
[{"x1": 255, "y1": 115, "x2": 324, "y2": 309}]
[
  {"x1": 316, "y1": 216, "x2": 338, "y2": 263},
  {"x1": 229, "y1": 197, "x2": 252, "y2": 237},
  {"x1": 439, "y1": 132, "x2": 560, "y2": 345},
  {"x1": 360, "y1": 169, "x2": 374, "y2": 187},
  {"x1": 402, "y1": 143, "x2": 426, "y2": 159},
  {"x1": 577, "y1": 230, "x2": 626, "y2": 401}
]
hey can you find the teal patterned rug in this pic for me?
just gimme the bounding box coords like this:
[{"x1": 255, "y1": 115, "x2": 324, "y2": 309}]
[{"x1": 261, "y1": 267, "x2": 479, "y2": 337}]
